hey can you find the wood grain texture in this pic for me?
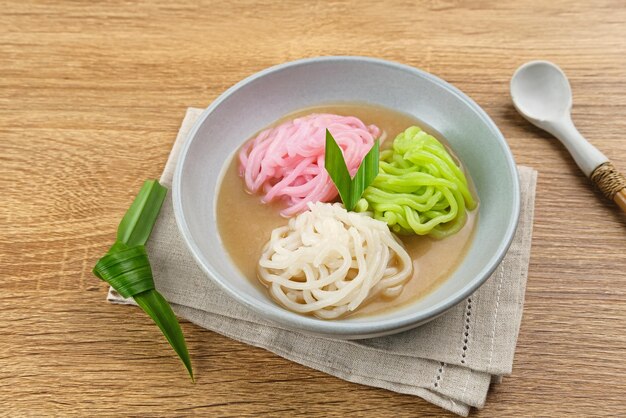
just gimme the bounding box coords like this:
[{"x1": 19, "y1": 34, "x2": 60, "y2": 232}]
[{"x1": 1, "y1": 0, "x2": 625, "y2": 416}]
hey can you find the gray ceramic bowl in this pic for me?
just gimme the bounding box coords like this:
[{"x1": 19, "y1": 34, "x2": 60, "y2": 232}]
[{"x1": 173, "y1": 56, "x2": 520, "y2": 339}]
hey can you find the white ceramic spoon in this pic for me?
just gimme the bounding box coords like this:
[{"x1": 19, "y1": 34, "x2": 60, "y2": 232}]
[{"x1": 511, "y1": 60, "x2": 626, "y2": 213}]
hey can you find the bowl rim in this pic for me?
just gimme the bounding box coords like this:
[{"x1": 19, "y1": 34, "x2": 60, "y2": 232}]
[{"x1": 172, "y1": 55, "x2": 521, "y2": 338}]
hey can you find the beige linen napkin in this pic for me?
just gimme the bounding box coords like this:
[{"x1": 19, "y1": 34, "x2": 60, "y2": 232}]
[{"x1": 108, "y1": 108, "x2": 537, "y2": 416}]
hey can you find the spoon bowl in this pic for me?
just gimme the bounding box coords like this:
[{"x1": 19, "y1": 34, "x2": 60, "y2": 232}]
[{"x1": 511, "y1": 60, "x2": 572, "y2": 123}]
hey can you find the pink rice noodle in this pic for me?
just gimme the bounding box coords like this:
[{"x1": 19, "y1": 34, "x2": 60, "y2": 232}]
[{"x1": 238, "y1": 113, "x2": 382, "y2": 217}]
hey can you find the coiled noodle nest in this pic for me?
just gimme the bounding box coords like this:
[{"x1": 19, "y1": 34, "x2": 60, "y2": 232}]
[
  {"x1": 357, "y1": 126, "x2": 477, "y2": 239},
  {"x1": 258, "y1": 202, "x2": 413, "y2": 319}
]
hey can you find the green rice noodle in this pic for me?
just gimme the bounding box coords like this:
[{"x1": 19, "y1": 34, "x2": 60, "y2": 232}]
[{"x1": 356, "y1": 126, "x2": 477, "y2": 239}]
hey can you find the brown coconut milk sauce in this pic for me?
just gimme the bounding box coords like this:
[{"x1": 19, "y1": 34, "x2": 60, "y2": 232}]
[{"x1": 216, "y1": 104, "x2": 477, "y2": 318}]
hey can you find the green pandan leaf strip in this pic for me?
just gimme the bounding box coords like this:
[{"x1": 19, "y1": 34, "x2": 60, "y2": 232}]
[
  {"x1": 93, "y1": 180, "x2": 192, "y2": 380},
  {"x1": 116, "y1": 180, "x2": 167, "y2": 248},
  {"x1": 325, "y1": 129, "x2": 379, "y2": 211},
  {"x1": 134, "y1": 289, "x2": 194, "y2": 381}
]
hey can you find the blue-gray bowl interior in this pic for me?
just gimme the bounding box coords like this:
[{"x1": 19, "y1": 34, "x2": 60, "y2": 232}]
[{"x1": 173, "y1": 56, "x2": 520, "y2": 339}]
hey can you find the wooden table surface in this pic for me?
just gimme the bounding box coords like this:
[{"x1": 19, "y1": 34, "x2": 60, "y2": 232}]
[{"x1": 2, "y1": 1, "x2": 625, "y2": 416}]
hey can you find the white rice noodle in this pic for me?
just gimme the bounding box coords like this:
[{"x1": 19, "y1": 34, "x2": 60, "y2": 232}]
[{"x1": 258, "y1": 202, "x2": 413, "y2": 319}]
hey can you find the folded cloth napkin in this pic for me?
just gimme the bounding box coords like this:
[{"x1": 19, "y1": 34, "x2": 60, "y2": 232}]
[{"x1": 108, "y1": 108, "x2": 537, "y2": 416}]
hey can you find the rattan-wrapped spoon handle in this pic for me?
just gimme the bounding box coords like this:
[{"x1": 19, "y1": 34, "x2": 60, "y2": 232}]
[{"x1": 590, "y1": 161, "x2": 626, "y2": 213}]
